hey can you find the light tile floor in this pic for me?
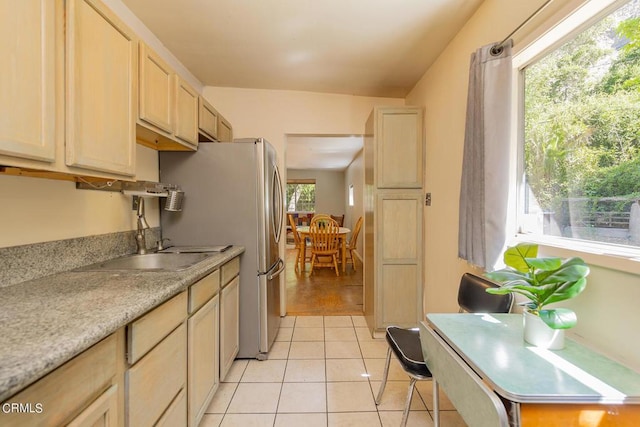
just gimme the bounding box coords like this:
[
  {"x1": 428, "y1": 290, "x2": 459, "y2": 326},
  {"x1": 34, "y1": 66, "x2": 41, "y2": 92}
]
[{"x1": 200, "y1": 315, "x2": 467, "y2": 427}]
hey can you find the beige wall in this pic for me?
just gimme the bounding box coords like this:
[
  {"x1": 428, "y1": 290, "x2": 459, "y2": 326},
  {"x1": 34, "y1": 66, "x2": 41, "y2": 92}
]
[
  {"x1": 345, "y1": 150, "x2": 365, "y2": 254},
  {"x1": 0, "y1": 145, "x2": 160, "y2": 248},
  {"x1": 286, "y1": 169, "x2": 345, "y2": 216},
  {"x1": 406, "y1": 0, "x2": 640, "y2": 370}
]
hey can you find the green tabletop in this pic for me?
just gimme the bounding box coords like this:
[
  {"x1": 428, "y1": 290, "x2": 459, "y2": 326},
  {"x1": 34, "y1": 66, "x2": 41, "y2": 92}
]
[{"x1": 425, "y1": 313, "x2": 640, "y2": 404}]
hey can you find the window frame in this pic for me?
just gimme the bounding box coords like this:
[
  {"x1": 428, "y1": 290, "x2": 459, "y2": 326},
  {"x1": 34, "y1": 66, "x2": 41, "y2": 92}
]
[{"x1": 511, "y1": 0, "x2": 640, "y2": 274}]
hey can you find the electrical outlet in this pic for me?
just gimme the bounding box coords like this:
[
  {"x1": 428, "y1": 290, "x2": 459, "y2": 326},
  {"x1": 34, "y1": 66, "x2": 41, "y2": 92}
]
[{"x1": 425, "y1": 193, "x2": 432, "y2": 206}]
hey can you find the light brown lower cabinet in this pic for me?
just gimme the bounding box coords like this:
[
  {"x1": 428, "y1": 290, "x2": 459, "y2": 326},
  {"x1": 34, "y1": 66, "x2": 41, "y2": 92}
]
[
  {"x1": 125, "y1": 292, "x2": 188, "y2": 427},
  {"x1": 0, "y1": 330, "x2": 125, "y2": 427},
  {"x1": 220, "y1": 258, "x2": 240, "y2": 381},
  {"x1": 188, "y1": 294, "x2": 220, "y2": 426},
  {"x1": 1, "y1": 258, "x2": 241, "y2": 427},
  {"x1": 156, "y1": 388, "x2": 187, "y2": 427},
  {"x1": 66, "y1": 384, "x2": 118, "y2": 427}
]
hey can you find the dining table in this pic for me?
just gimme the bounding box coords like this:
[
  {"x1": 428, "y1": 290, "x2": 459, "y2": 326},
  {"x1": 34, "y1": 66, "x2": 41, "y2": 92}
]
[{"x1": 296, "y1": 226, "x2": 351, "y2": 273}]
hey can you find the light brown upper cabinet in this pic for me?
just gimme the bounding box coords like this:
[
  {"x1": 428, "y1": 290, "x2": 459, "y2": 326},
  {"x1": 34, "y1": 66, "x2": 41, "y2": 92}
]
[
  {"x1": 217, "y1": 115, "x2": 233, "y2": 142},
  {"x1": 198, "y1": 96, "x2": 235, "y2": 143},
  {"x1": 65, "y1": 0, "x2": 138, "y2": 176},
  {"x1": 136, "y1": 42, "x2": 198, "y2": 151},
  {"x1": 0, "y1": 1, "x2": 56, "y2": 163},
  {"x1": 174, "y1": 75, "x2": 199, "y2": 147},
  {"x1": 0, "y1": 0, "x2": 138, "y2": 181},
  {"x1": 139, "y1": 43, "x2": 173, "y2": 134},
  {"x1": 375, "y1": 107, "x2": 423, "y2": 188},
  {"x1": 198, "y1": 97, "x2": 219, "y2": 142}
]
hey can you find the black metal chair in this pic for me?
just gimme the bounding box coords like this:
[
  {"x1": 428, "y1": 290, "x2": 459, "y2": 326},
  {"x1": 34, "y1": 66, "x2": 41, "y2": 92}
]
[{"x1": 374, "y1": 273, "x2": 514, "y2": 427}]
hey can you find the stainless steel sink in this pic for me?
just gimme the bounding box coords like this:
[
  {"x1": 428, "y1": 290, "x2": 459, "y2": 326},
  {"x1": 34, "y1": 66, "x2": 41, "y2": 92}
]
[{"x1": 75, "y1": 252, "x2": 215, "y2": 272}]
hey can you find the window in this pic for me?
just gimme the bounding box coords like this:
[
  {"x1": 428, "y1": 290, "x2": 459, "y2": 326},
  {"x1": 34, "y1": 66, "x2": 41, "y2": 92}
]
[
  {"x1": 518, "y1": 0, "x2": 640, "y2": 250},
  {"x1": 286, "y1": 180, "x2": 316, "y2": 212}
]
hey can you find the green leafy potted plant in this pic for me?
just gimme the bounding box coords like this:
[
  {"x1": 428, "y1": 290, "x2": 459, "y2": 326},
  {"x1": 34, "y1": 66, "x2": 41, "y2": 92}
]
[{"x1": 485, "y1": 243, "x2": 589, "y2": 349}]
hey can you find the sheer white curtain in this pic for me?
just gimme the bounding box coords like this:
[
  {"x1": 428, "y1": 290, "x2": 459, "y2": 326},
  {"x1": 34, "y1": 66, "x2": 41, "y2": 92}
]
[{"x1": 458, "y1": 41, "x2": 513, "y2": 269}]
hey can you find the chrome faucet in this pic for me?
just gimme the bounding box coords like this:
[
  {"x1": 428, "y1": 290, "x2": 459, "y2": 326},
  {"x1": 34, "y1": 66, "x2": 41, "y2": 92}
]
[{"x1": 135, "y1": 197, "x2": 151, "y2": 254}]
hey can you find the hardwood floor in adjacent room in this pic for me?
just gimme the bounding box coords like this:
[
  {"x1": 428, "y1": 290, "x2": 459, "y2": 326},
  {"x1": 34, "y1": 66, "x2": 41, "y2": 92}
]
[{"x1": 285, "y1": 248, "x2": 363, "y2": 316}]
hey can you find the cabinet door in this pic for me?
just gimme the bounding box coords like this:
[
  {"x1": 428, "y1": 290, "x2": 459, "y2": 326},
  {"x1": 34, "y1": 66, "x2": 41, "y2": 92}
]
[
  {"x1": 127, "y1": 323, "x2": 187, "y2": 427},
  {"x1": 156, "y1": 389, "x2": 187, "y2": 427},
  {"x1": 220, "y1": 276, "x2": 240, "y2": 381},
  {"x1": 66, "y1": 384, "x2": 118, "y2": 427},
  {"x1": 0, "y1": 0, "x2": 56, "y2": 162},
  {"x1": 376, "y1": 192, "x2": 423, "y2": 328},
  {"x1": 139, "y1": 42, "x2": 173, "y2": 134},
  {"x1": 188, "y1": 295, "x2": 219, "y2": 427},
  {"x1": 174, "y1": 75, "x2": 198, "y2": 147},
  {"x1": 198, "y1": 97, "x2": 218, "y2": 141},
  {"x1": 376, "y1": 107, "x2": 423, "y2": 188},
  {"x1": 65, "y1": 0, "x2": 137, "y2": 176},
  {"x1": 217, "y1": 115, "x2": 233, "y2": 142}
]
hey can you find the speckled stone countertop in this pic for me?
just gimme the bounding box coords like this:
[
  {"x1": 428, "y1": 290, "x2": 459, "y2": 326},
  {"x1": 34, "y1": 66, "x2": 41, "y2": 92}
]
[{"x1": 0, "y1": 246, "x2": 244, "y2": 402}]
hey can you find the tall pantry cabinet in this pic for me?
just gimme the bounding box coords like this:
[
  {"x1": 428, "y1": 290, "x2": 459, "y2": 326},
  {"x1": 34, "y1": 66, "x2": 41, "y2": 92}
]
[{"x1": 364, "y1": 106, "x2": 424, "y2": 334}]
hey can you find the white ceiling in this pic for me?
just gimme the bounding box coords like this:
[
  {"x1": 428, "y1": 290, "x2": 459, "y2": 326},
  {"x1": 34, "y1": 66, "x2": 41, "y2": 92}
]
[
  {"x1": 287, "y1": 135, "x2": 363, "y2": 170},
  {"x1": 121, "y1": 0, "x2": 483, "y2": 98},
  {"x1": 120, "y1": 0, "x2": 484, "y2": 169}
]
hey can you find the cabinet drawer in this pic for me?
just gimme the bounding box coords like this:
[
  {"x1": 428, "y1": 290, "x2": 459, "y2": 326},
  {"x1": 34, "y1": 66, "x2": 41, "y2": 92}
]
[
  {"x1": 221, "y1": 257, "x2": 240, "y2": 286},
  {"x1": 127, "y1": 291, "x2": 187, "y2": 364},
  {"x1": 0, "y1": 333, "x2": 118, "y2": 427},
  {"x1": 126, "y1": 323, "x2": 187, "y2": 427},
  {"x1": 189, "y1": 269, "x2": 220, "y2": 313}
]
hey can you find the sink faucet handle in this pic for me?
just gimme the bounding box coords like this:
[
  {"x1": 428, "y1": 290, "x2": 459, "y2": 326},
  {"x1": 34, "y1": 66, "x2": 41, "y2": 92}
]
[{"x1": 156, "y1": 238, "x2": 172, "y2": 251}]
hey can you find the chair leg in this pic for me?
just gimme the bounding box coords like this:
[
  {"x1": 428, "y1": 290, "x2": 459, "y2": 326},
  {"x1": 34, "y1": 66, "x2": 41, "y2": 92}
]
[
  {"x1": 401, "y1": 378, "x2": 417, "y2": 427},
  {"x1": 333, "y1": 254, "x2": 339, "y2": 276},
  {"x1": 309, "y1": 254, "x2": 316, "y2": 275},
  {"x1": 351, "y1": 250, "x2": 357, "y2": 272},
  {"x1": 433, "y1": 379, "x2": 440, "y2": 427},
  {"x1": 375, "y1": 347, "x2": 392, "y2": 405}
]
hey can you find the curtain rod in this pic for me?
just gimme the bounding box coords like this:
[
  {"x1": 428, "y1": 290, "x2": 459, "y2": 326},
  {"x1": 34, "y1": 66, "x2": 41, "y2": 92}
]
[{"x1": 490, "y1": 0, "x2": 554, "y2": 56}]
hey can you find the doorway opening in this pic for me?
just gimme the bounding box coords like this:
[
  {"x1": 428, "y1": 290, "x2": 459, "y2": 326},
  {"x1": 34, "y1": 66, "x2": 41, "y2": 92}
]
[{"x1": 284, "y1": 134, "x2": 364, "y2": 315}]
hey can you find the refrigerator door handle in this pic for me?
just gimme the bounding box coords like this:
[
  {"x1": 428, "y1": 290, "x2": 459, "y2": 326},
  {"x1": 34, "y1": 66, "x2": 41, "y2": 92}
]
[
  {"x1": 266, "y1": 258, "x2": 285, "y2": 280},
  {"x1": 272, "y1": 165, "x2": 284, "y2": 243}
]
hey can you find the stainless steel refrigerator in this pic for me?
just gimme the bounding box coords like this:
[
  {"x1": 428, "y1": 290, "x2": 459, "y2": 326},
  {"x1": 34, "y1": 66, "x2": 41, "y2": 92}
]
[{"x1": 159, "y1": 138, "x2": 285, "y2": 359}]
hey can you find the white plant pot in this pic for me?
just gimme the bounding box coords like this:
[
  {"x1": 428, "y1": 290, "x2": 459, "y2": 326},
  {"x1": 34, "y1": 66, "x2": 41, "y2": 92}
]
[{"x1": 523, "y1": 309, "x2": 565, "y2": 350}]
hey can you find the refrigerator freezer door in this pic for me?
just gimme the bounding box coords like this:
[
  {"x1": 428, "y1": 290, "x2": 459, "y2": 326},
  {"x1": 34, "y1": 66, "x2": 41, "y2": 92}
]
[{"x1": 259, "y1": 258, "x2": 284, "y2": 354}]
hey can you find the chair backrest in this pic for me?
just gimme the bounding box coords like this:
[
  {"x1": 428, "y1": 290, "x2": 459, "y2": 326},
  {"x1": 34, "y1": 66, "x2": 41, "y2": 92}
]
[
  {"x1": 287, "y1": 213, "x2": 302, "y2": 246},
  {"x1": 311, "y1": 214, "x2": 332, "y2": 228},
  {"x1": 330, "y1": 214, "x2": 345, "y2": 227},
  {"x1": 348, "y1": 216, "x2": 363, "y2": 249},
  {"x1": 457, "y1": 273, "x2": 513, "y2": 313},
  {"x1": 309, "y1": 217, "x2": 340, "y2": 252}
]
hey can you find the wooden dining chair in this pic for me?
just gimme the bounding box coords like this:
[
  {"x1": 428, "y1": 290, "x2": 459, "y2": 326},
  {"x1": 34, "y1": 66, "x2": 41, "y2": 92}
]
[
  {"x1": 345, "y1": 216, "x2": 363, "y2": 271},
  {"x1": 330, "y1": 214, "x2": 345, "y2": 227},
  {"x1": 308, "y1": 216, "x2": 341, "y2": 276},
  {"x1": 311, "y1": 213, "x2": 332, "y2": 226}
]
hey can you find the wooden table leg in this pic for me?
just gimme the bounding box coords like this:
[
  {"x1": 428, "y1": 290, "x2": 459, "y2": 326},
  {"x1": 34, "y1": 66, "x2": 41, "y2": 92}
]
[
  {"x1": 342, "y1": 235, "x2": 346, "y2": 273},
  {"x1": 301, "y1": 242, "x2": 306, "y2": 271}
]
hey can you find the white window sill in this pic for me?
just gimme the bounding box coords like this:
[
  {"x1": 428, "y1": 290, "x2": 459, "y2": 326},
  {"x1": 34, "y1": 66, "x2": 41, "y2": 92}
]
[{"x1": 512, "y1": 233, "x2": 640, "y2": 276}]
